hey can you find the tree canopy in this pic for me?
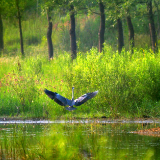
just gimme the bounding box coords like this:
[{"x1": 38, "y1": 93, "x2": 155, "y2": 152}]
[{"x1": 0, "y1": 0, "x2": 159, "y2": 56}]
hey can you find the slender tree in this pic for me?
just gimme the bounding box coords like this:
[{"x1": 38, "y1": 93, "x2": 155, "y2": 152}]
[
  {"x1": 15, "y1": 0, "x2": 24, "y2": 56},
  {"x1": 0, "y1": 11, "x2": 3, "y2": 51},
  {"x1": 126, "y1": 15, "x2": 134, "y2": 53},
  {"x1": 147, "y1": 0, "x2": 158, "y2": 53},
  {"x1": 117, "y1": 18, "x2": 124, "y2": 53},
  {"x1": 98, "y1": 0, "x2": 105, "y2": 53},
  {"x1": 1, "y1": 0, "x2": 37, "y2": 56},
  {"x1": 0, "y1": 0, "x2": 5, "y2": 52},
  {"x1": 154, "y1": 0, "x2": 160, "y2": 38},
  {"x1": 104, "y1": 0, "x2": 125, "y2": 53},
  {"x1": 47, "y1": 8, "x2": 53, "y2": 59},
  {"x1": 69, "y1": 4, "x2": 77, "y2": 60}
]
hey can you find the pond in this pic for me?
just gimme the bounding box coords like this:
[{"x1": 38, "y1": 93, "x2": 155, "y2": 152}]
[{"x1": 0, "y1": 119, "x2": 160, "y2": 160}]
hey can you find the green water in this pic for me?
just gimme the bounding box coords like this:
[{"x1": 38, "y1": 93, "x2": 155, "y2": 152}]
[{"x1": 0, "y1": 121, "x2": 160, "y2": 160}]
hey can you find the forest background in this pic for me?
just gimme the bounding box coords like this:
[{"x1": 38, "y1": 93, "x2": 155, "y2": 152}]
[{"x1": 0, "y1": 0, "x2": 160, "y2": 119}]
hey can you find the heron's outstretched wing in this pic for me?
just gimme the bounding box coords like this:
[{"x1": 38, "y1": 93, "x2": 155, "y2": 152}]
[
  {"x1": 44, "y1": 89, "x2": 57, "y2": 99},
  {"x1": 74, "y1": 91, "x2": 98, "y2": 106},
  {"x1": 44, "y1": 89, "x2": 72, "y2": 106}
]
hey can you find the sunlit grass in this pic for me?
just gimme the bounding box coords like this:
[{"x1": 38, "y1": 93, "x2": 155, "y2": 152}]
[{"x1": 1, "y1": 46, "x2": 160, "y2": 119}]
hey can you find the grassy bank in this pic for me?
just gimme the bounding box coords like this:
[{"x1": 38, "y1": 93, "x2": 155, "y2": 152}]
[{"x1": 1, "y1": 46, "x2": 160, "y2": 119}]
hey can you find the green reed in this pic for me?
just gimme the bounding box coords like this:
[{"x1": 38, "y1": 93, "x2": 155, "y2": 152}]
[{"x1": 1, "y1": 46, "x2": 160, "y2": 118}]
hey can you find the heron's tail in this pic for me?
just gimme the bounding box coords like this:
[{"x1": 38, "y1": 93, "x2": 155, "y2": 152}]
[{"x1": 65, "y1": 106, "x2": 77, "y2": 111}]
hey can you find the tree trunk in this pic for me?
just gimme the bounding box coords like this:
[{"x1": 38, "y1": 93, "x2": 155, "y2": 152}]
[
  {"x1": 98, "y1": 0, "x2": 105, "y2": 53},
  {"x1": 157, "y1": 6, "x2": 160, "y2": 38},
  {"x1": 0, "y1": 11, "x2": 4, "y2": 51},
  {"x1": 16, "y1": 0, "x2": 24, "y2": 56},
  {"x1": 154, "y1": 0, "x2": 160, "y2": 38},
  {"x1": 47, "y1": 9, "x2": 53, "y2": 59},
  {"x1": 69, "y1": 4, "x2": 77, "y2": 60},
  {"x1": 117, "y1": 18, "x2": 124, "y2": 53},
  {"x1": 126, "y1": 15, "x2": 134, "y2": 53},
  {"x1": 147, "y1": 0, "x2": 158, "y2": 53}
]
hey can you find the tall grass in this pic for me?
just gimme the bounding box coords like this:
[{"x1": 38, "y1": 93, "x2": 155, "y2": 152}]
[{"x1": 1, "y1": 46, "x2": 160, "y2": 118}]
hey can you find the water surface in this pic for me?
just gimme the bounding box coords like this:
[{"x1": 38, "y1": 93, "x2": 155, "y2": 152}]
[{"x1": 0, "y1": 119, "x2": 160, "y2": 159}]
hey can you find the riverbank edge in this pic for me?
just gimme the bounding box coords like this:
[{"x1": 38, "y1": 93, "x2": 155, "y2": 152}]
[{"x1": 0, "y1": 117, "x2": 160, "y2": 123}]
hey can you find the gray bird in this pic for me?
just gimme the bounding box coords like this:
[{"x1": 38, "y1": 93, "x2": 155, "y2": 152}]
[{"x1": 44, "y1": 87, "x2": 98, "y2": 111}]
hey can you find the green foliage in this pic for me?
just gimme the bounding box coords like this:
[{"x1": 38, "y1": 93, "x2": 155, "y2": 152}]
[
  {"x1": 2, "y1": 9, "x2": 156, "y2": 56},
  {"x1": 1, "y1": 0, "x2": 37, "y2": 20},
  {"x1": 1, "y1": 46, "x2": 160, "y2": 118},
  {"x1": 1, "y1": 0, "x2": 160, "y2": 56}
]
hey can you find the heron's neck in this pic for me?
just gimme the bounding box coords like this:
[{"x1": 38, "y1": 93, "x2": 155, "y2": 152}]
[{"x1": 72, "y1": 88, "x2": 74, "y2": 100}]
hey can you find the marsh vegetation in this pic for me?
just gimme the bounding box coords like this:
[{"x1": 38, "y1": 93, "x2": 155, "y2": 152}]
[
  {"x1": 1, "y1": 48, "x2": 160, "y2": 119},
  {"x1": 0, "y1": 1, "x2": 160, "y2": 159},
  {"x1": 0, "y1": 0, "x2": 160, "y2": 119}
]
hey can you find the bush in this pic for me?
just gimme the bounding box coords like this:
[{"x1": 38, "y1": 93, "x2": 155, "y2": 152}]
[{"x1": 1, "y1": 46, "x2": 160, "y2": 118}]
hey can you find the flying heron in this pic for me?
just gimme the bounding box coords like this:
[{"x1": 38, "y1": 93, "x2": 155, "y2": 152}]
[{"x1": 44, "y1": 87, "x2": 98, "y2": 111}]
